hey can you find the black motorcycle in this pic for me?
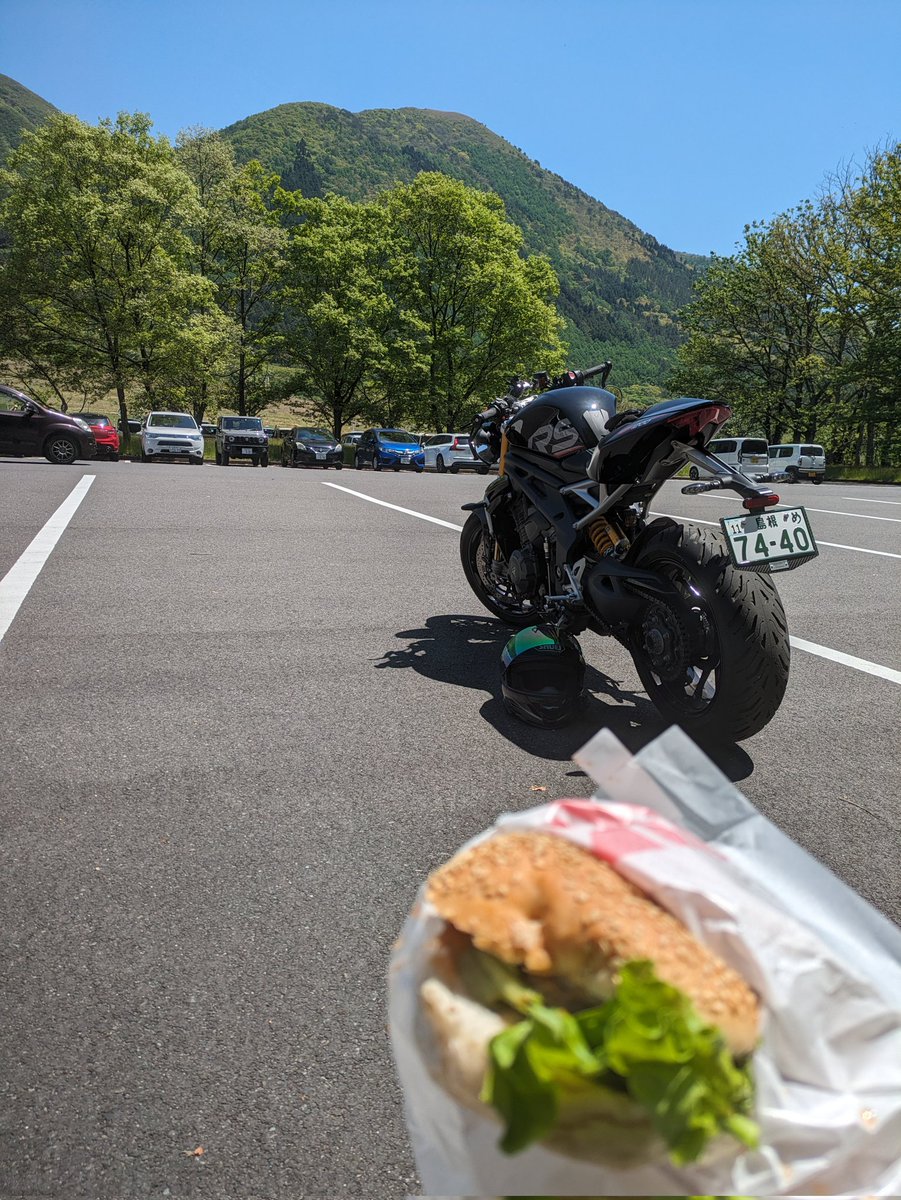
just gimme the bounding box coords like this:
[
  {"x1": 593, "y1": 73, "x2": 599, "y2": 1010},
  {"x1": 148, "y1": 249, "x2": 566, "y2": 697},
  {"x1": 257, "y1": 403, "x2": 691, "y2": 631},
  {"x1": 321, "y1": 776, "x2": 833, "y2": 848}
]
[{"x1": 460, "y1": 364, "x2": 818, "y2": 742}]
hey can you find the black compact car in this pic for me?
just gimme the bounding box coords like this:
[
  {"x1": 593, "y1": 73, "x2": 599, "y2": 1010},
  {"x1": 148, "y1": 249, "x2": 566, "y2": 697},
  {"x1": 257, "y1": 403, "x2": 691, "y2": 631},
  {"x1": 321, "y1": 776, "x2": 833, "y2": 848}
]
[
  {"x1": 0, "y1": 385, "x2": 96, "y2": 464},
  {"x1": 281, "y1": 426, "x2": 343, "y2": 469}
]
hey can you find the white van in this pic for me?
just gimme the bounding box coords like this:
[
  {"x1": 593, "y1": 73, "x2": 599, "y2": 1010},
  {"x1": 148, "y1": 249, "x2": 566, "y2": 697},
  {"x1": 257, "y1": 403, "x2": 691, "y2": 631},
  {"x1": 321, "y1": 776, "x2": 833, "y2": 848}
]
[
  {"x1": 768, "y1": 443, "x2": 826, "y2": 484},
  {"x1": 688, "y1": 436, "x2": 770, "y2": 480}
]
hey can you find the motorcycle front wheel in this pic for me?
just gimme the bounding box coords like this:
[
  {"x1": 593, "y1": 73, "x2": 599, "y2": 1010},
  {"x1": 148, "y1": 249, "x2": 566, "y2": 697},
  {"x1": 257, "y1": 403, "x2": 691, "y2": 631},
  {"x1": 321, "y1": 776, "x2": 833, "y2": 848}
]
[
  {"x1": 627, "y1": 522, "x2": 790, "y2": 742},
  {"x1": 460, "y1": 513, "x2": 540, "y2": 627}
]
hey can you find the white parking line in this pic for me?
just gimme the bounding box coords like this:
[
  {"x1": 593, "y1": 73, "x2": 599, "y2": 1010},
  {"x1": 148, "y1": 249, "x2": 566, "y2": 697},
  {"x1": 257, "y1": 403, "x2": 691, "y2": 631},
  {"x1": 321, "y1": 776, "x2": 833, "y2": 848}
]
[
  {"x1": 694, "y1": 494, "x2": 901, "y2": 523},
  {"x1": 789, "y1": 638, "x2": 901, "y2": 685},
  {"x1": 841, "y1": 496, "x2": 901, "y2": 506},
  {"x1": 651, "y1": 512, "x2": 901, "y2": 560},
  {"x1": 0, "y1": 474, "x2": 95, "y2": 644},
  {"x1": 322, "y1": 482, "x2": 464, "y2": 530},
  {"x1": 327, "y1": 483, "x2": 901, "y2": 684}
]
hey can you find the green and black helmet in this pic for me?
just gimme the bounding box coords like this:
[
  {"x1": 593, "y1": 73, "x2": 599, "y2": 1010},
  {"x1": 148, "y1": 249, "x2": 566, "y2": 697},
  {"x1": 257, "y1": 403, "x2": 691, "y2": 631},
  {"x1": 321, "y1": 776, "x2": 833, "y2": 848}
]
[{"x1": 500, "y1": 624, "x2": 586, "y2": 728}]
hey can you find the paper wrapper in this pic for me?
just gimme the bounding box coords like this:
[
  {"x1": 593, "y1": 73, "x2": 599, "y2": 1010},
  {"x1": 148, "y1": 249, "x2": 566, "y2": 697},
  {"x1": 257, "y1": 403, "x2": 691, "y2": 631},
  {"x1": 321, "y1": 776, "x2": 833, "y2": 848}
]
[{"x1": 388, "y1": 726, "x2": 901, "y2": 1195}]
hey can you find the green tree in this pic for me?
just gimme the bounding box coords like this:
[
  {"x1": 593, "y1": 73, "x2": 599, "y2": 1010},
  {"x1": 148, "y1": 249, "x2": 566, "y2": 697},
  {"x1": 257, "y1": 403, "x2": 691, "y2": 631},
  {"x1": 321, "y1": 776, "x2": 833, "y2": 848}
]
[
  {"x1": 848, "y1": 145, "x2": 901, "y2": 465},
  {"x1": 670, "y1": 200, "x2": 859, "y2": 448},
  {"x1": 177, "y1": 130, "x2": 288, "y2": 418},
  {"x1": 0, "y1": 111, "x2": 229, "y2": 432},
  {"x1": 278, "y1": 192, "x2": 425, "y2": 436},
  {"x1": 382, "y1": 173, "x2": 566, "y2": 432}
]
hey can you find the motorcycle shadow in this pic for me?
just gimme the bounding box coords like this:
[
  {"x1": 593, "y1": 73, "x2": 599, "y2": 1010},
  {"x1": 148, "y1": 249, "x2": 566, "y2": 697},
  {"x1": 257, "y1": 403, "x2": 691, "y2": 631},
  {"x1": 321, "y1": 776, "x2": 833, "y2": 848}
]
[{"x1": 376, "y1": 613, "x2": 753, "y2": 781}]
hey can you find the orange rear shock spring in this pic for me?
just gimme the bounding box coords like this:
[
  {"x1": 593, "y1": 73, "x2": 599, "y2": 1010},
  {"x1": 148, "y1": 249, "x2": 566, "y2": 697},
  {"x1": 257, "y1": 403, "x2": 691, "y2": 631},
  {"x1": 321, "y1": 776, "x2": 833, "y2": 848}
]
[{"x1": 587, "y1": 516, "x2": 624, "y2": 557}]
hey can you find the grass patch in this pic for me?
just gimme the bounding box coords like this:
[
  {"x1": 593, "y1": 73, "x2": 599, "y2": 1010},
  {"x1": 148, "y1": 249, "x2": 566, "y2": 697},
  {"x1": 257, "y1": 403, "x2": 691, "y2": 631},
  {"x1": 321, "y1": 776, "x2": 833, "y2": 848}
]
[{"x1": 825, "y1": 464, "x2": 901, "y2": 483}]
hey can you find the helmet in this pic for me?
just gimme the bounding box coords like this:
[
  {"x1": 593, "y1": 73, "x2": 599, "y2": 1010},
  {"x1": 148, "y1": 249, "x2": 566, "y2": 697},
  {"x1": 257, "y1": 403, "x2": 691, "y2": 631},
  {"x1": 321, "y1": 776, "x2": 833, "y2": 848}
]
[{"x1": 501, "y1": 625, "x2": 586, "y2": 727}]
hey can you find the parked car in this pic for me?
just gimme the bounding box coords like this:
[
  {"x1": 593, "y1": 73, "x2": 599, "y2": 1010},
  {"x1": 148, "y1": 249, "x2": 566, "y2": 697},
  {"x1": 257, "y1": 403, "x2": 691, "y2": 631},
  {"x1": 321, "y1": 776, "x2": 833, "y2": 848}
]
[
  {"x1": 264, "y1": 426, "x2": 277, "y2": 438},
  {"x1": 281, "y1": 426, "x2": 343, "y2": 469},
  {"x1": 421, "y1": 431, "x2": 488, "y2": 474},
  {"x1": 0, "y1": 384, "x2": 96, "y2": 464},
  {"x1": 215, "y1": 415, "x2": 268, "y2": 466},
  {"x1": 341, "y1": 431, "x2": 364, "y2": 466},
  {"x1": 768, "y1": 443, "x2": 826, "y2": 483},
  {"x1": 140, "y1": 411, "x2": 205, "y2": 464},
  {"x1": 80, "y1": 412, "x2": 120, "y2": 461},
  {"x1": 353, "y1": 428, "x2": 425, "y2": 472},
  {"x1": 687, "y1": 436, "x2": 769, "y2": 480},
  {"x1": 200, "y1": 422, "x2": 218, "y2": 438},
  {"x1": 118, "y1": 418, "x2": 142, "y2": 437}
]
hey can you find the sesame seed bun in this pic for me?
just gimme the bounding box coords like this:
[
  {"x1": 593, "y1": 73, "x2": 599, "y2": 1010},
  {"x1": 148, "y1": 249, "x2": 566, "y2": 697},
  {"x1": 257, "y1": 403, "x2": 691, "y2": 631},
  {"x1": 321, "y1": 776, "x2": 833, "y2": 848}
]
[{"x1": 425, "y1": 829, "x2": 760, "y2": 1057}]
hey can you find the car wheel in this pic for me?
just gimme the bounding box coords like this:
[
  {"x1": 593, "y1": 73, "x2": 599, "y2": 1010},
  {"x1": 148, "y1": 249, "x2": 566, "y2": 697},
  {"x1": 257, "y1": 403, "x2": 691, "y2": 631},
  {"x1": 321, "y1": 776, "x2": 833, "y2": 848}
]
[
  {"x1": 787, "y1": 466, "x2": 799, "y2": 483},
  {"x1": 394, "y1": 465, "x2": 401, "y2": 472},
  {"x1": 478, "y1": 465, "x2": 489, "y2": 475},
  {"x1": 140, "y1": 449, "x2": 149, "y2": 463},
  {"x1": 109, "y1": 452, "x2": 119, "y2": 462},
  {"x1": 261, "y1": 453, "x2": 269, "y2": 467},
  {"x1": 215, "y1": 448, "x2": 222, "y2": 465},
  {"x1": 373, "y1": 456, "x2": 382, "y2": 472},
  {"x1": 436, "y1": 454, "x2": 447, "y2": 473},
  {"x1": 812, "y1": 475, "x2": 823, "y2": 485},
  {"x1": 335, "y1": 463, "x2": 343, "y2": 470},
  {"x1": 415, "y1": 466, "x2": 423, "y2": 474},
  {"x1": 354, "y1": 453, "x2": 362, "y2": 470},
  {"x1": 45, "y1": 435, "x2": 79, "y2": 465},
  {"x1": 222, "y1": 452, "x2": 230, "y2": 466},
  {"x1": 688, "y1": 466, "x2": 700, "y2": 480}
]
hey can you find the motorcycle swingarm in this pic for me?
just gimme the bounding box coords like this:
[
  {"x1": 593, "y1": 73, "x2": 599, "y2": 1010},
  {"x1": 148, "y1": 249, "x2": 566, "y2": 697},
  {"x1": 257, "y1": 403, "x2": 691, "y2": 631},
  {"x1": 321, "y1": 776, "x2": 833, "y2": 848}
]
[{"x1": 584, "y1": 556, "x2": 682, "y2": 628}]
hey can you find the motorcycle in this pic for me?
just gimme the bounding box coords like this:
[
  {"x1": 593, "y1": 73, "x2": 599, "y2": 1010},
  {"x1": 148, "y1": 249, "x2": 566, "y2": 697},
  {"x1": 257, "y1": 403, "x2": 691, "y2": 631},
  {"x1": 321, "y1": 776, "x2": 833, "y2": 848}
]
[{"x1": 460, "y1": 363, "x2": 818, "y2": 742}]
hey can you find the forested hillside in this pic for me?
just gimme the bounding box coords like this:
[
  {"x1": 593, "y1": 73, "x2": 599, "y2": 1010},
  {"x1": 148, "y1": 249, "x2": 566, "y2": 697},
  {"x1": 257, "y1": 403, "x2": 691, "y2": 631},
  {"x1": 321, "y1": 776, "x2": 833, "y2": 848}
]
[
  {"x1": 221, "y1": 103, "x2": 702, "y2": 392},
  {"x1": 0, "y1": 79, "x2": 703, "y2": 393},
  {"x1": 0, "y1": 75, "x2": 57, "y2": 163}
]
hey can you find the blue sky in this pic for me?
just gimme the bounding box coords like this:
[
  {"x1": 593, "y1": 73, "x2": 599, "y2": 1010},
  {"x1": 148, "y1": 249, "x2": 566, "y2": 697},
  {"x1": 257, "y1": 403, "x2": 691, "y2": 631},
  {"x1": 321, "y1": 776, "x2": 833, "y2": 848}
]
[{"x1": 3, "y1": 0, "x2": 899, "y2": 255}]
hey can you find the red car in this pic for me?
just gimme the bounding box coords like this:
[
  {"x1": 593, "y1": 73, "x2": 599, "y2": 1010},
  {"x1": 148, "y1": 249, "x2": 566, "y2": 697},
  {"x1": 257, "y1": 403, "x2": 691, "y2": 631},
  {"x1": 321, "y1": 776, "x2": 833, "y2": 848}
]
[{"x1": 81, "y1": 412, "x2": 120, "y2": 461}]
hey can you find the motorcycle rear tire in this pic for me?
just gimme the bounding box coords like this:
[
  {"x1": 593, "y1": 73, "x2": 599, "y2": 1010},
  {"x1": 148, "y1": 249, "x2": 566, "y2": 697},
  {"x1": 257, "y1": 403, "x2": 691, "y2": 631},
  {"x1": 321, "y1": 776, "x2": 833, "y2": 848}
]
[
  {"x1": 627, "y1": 522, "x2": 790, "y2": 743},
  {"x1": 459, "y1": 512, "x2": 540, "y2": 627}
]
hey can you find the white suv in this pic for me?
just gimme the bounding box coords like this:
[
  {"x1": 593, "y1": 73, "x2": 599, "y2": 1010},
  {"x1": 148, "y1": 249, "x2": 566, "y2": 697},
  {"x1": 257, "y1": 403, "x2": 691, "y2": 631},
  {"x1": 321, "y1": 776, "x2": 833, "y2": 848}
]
[
  {"x1": 769, "y1": 443, "x2": 826, "y2": 484},
  {"x1": 688, "y1": 437, "x2": 769, "y2": 480},
  {"x1": 421, "y1": 432, "x2": 488, "y2": 474},
  {"x1": 140, "y1": 411, "x2": 205, "y2": 464}
]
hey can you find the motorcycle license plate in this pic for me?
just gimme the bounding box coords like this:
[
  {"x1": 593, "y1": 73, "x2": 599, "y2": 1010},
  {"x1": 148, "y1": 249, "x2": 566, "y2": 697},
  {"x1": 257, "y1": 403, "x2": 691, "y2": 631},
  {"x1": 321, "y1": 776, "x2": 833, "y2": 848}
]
[{"x1": 720, "y1": 506, "x2": 818, "y2": 571}]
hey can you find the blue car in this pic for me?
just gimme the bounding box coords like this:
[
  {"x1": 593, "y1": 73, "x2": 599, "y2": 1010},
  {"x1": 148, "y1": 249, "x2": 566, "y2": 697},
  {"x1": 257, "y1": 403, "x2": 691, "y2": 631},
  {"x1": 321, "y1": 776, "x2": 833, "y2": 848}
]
[{"x1": 353, "y1": 428, "x2": 425, "y2": 472}]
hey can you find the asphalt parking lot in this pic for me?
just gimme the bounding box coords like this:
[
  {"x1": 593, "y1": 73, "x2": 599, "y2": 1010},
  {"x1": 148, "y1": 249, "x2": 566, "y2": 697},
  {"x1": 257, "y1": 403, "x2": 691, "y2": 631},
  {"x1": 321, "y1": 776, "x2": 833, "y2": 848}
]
[{"x1": 1, "y1": 459, "x2": 899, "y2": 1198}]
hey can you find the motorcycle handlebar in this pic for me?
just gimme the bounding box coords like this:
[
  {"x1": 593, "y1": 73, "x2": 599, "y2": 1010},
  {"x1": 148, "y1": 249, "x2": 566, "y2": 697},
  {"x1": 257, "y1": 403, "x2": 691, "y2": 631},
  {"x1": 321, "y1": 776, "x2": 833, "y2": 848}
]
[{"x1": 581, "y1": 362, "x2": 611, "y2": 383}]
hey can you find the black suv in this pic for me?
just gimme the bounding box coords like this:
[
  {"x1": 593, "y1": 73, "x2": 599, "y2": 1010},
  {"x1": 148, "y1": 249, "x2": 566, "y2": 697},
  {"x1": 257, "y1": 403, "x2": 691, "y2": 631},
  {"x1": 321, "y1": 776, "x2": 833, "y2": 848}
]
[
  {"x1": 215, "y1": 415, "x2": 269, "y2": 467},
  {"x1": 0, "y1": 385, "x2": 96, "y2": 464}
]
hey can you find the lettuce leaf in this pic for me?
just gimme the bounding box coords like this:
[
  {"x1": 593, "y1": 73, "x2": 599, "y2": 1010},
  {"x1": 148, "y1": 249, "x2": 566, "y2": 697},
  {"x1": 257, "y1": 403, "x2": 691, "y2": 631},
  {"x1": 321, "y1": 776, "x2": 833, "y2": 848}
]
[{"x1": 482, "y1": 959, "x2": 759, "y2": 1164}]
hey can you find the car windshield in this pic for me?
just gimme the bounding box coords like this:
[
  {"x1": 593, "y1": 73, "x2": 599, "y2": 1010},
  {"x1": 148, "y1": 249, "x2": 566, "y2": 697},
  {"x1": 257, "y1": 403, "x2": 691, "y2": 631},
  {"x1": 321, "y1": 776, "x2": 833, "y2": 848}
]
[
  {"x1": 740, "y1": 440, "x2": 768, "y2": 455},
  {"x1": 221, "y1": 417, "x2": 262, "y2": 430},
  {"x1": 81, "y1": 414, "x2": 111, "y2": 427},
  {"x1": 296, "y1": 428, "x2": 333, "y2": 443},
  {"x1": 149, "y1": 413, "x2": 197, "y2": 429},
  {"x1": 378, "y1": 430, "x2": 418, "y2": 445}
]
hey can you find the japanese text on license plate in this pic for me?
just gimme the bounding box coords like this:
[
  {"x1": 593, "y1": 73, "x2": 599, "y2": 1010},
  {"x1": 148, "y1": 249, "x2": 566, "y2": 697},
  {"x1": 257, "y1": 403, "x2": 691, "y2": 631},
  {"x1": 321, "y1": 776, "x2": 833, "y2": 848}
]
[{"x1": 720, "y1": 506, "x2": 818, "y2": 569}]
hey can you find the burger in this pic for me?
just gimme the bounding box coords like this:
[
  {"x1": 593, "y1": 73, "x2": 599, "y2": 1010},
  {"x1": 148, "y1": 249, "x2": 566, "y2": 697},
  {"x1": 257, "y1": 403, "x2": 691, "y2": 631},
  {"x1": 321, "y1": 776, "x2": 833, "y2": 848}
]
[{"x1": 418, "y1": 829, "x2": 761, "y2": 1168}]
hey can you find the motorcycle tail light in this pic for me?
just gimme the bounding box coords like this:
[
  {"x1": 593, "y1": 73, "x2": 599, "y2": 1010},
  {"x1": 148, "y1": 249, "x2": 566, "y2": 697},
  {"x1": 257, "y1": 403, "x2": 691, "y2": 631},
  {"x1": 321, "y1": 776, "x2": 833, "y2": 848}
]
[
  {"x1": 667, "y1": 404, "x2": 731, "y2": 437},
  {"x1": 743, "y1": 493, "x2": 780, "y2": 510}
]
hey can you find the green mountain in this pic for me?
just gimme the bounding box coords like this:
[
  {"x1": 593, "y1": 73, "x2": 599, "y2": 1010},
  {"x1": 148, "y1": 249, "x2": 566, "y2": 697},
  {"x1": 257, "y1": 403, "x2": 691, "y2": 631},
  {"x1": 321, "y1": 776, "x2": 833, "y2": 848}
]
[
  {"x1": 0, "y1": 74, "x2": 58, "y2": 164},
  {"x1": 0, "y1": 77, "x2": 703, "y2": 392},
  {"x1": 221, "y1": 102, "x2": 703, "y2": 392}
]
